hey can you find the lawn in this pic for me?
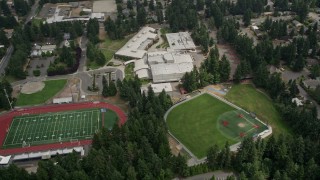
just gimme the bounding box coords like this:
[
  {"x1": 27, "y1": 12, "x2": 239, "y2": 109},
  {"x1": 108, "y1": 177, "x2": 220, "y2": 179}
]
[
  {"x1": 104, "y1": 109, "x2": 118, "y2": 130},
  {"x1": 88, "y1": 35, "x2": 133, "y2": 70},
  {"x1": 225, "y1": 84, "x2": 291, "y2": 135},
  {"x1": 166, "y1": 93, "x2": 237, "y2": 158},
  {"x1": 125, "y1": 63, "x2": 134, "y2": 80},
  {"x1": 87, "y1": 61, "x2": 101, "y2": 70},
  {"x1": 31, "y1": 18, "x2": 44, "y2": 27},
  {"x1": 100, "y1": 35, "x2": 133, "y2": 61},
  {"x1": 16, "y1": 79, "x2": 67, "y2": 106}
]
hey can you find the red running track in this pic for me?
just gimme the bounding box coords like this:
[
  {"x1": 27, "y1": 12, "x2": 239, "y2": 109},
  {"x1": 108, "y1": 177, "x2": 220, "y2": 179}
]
[{"x1": 0, "y1": 102, "x2": 127, "y2": 155}]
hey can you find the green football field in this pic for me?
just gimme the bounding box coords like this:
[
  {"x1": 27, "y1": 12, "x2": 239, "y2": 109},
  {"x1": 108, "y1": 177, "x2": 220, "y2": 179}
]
[
  {"x1": 166, "y1": 93, "x2": 268, "y2": 158},
  {"x1": 2, "y1": 108, "x2": 118, "y2": 149}
]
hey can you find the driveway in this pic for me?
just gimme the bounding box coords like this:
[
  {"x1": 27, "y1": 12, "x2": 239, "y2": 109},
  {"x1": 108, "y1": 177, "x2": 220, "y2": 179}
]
[
  {"x1": 297, "y1": 85, "x2": 320, "y2": 118},
  {"x1": 78, "y1": 35, "x2": 88, "y2": 72},
  {"x1": 281, "y1": 68, "x2": 310, "y2": 82}
]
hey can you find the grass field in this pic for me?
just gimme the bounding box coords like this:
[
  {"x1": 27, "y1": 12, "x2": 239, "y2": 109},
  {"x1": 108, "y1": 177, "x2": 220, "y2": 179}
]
[
  {"x1": 166, "y1": 93, "x2": 268, "y2": 158},
  {"x1": 87, "y1": 35, "x2": 133, "y2": 70},
  {"x1": 2, "y1": 108, "x2": 118, "y2": 149},
  {"x1": 125, "y1": 63, "x2": 134, "y2": 80},
  {"x1": 16, "y1": 79, "x2": 67, "y2": 106},
  {"x1": 225, "y1": 84, "x2": 291, "y2": 135},
  {"x1": 104, "y1": 110, "x2": 118, "y2": 130}
]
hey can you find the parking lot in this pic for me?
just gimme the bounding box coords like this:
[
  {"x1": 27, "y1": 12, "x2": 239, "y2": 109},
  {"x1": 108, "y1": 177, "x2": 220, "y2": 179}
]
[
  {"x1": 38, "y1": 3, "x2": 56, "y2": 18},
  {"x1": 27, "y1": 57, "x2": 54, "y2": 77}
]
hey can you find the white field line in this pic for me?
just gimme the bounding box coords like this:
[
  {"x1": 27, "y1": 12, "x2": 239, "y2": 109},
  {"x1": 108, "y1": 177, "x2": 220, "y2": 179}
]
[
  {"x1": 44, "y1": 116, "x2": 50, "y2": 141},
  {"x1": 90, "y1": 111, "x2": 93, "y2": 134},
  {"x1": 52, "y1": 114, "x2": 59, "y2": 140},
  {"x1": 233, "y1": 111, "x2": 255, "y2": 126},
  {"x1": 18, "y1": 118, "x2": 27, "y2": 144},
  {"x1": 3, "y1": 118, "x2": 18, "y2": 146},
  {"x1": 6, "y1": 109, "x2": 100, "y2": 145},
  {"x1": 11, "y1": 118, "x2": 22, "y2": 144}
]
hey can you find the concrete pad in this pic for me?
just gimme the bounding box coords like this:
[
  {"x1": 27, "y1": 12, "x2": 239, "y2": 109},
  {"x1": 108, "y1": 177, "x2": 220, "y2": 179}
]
[{"x1": 21, "y1": 82, "x2": 45, "y2": 94}]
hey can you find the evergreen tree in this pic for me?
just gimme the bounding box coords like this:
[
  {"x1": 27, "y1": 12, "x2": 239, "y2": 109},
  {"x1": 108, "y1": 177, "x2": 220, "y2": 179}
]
[
  {"x1": 102, "y1": 76, "x2": 109, "y2": 97},
  {"x1": 108, "y1": 80, "x2": 117, "y2": 96},
  {"x1": 243, "y1": 9, "x2": 252, "y2": 27},
  {"x1": 219, "y1": 55, "x2": 231, "y2": 82},
  {"x1": 137, "y1": 6, "x2": 147, "y2": 26}
]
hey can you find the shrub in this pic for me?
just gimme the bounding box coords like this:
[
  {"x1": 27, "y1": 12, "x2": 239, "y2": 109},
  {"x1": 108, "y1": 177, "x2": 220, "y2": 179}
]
[{"x1": 33, "y1": 70, "x2": 41, "y2": 76}]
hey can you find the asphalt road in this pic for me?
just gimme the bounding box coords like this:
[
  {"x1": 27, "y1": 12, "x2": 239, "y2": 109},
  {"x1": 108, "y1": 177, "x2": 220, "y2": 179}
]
[
  {"x1": 297, "y1": 85, "x2": 320, "y2": 118},
  {"x1": 0, "y1": 0, "x2": 40, "y2": 77},
  {"x1": 25, "y1": 0, "x2": 40, "y2": 25},
  {"x1": 78, "y1": 35, "x2": 88, "y2": 72},
  {"x1": 0, "y1": 45, "x2": 13, "y2": 76},
  {"x1": 81, "y1": 67, "x2": 123, "y2": 94}
]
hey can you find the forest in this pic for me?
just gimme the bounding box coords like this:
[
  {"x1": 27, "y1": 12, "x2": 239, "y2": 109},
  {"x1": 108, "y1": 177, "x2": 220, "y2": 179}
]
[
  {"x1": 6, "y1": 21, "x2": 84, "y2": 79},
  {"x1": 47, "y1": 45, "x2": 82, "y2": 76},
  {"x1": 0, "y1": 77, "x2": 191, "y2": 180},
  {"x1": 1, "y1": 0, "x2": 320, "y2": 178}
]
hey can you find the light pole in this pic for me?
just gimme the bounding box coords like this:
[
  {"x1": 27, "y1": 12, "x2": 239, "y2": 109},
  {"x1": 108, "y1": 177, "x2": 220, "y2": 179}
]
[{"x1": 3, "y1": 88, "x2": 13, "y2": 110}]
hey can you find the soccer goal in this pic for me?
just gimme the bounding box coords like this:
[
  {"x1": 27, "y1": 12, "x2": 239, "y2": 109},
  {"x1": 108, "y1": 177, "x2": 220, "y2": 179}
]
[{"x1": 22, "y1": 141, "x2": 30, "y2": 148}]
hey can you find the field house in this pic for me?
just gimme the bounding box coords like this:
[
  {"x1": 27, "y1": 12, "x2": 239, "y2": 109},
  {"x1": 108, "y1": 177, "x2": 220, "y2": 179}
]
[
  {"x1": 166, "y1": 93, "x2": 271, "y2": 158},
  {"x1": 0, "y1": 102, "x2": 126, "y2": 164}
]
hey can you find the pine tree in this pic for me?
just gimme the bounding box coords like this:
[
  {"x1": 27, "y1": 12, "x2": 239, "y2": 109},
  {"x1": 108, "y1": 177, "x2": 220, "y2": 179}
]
[
  {"x1": 102, "y1": 76, "x2": 109, "y2": 97},
  {"x1": 243, "y1": 9, "x2": 252, "y2": 27},
  {"x1": 108, "y1": 80, "x2": 117, "y2": 96},
  {"x1": 219, "y1": 55, "x2": 231, "y2": 82}
]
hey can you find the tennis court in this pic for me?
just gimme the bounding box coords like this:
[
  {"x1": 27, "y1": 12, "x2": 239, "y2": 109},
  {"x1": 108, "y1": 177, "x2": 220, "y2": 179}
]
[{"x1": 3, "y1": 108, "x2": 107, "y2": 149}]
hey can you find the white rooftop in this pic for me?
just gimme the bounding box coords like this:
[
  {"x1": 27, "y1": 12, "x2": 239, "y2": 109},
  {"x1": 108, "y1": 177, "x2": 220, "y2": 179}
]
[
  {"x1": 147, "y1": 51, "x2": 194, "y2": 64},
  {"x1": 0, "y1": 155, "x2": 11, "y2": 165},
  {"x1": 141, "y1": 83, "x2": 173, "y2": 94},
  {"x1": 166, "y1": 32, "x2": 196, "y2": 51},
  {"x1": 91, "y1": 13, "x2": 105, "y2": 20},
  {"x1": 41, "y1": 45, "x2": 56, "y2": 51},
  {"x1": 53, "y1": 97, "x2": 72, "y2": 104},
  {"x1": 251, "y1": 25, "x2": 259, "y2": 30},
  {"x1": 151, "y1": 63, "x2": 193, "y2": 76},
  {"x1": 134, "y1": 58, "x2": 149, "y2": 71},
  {"x1": 116, "y1": 27, "x2": 158, "y2": 59},
  {"x1": 13, "y1": 147, "x2": 84, "y2": 161},
  {"x1": 135, "y1": 69, "x2": 151, "y2": 79},
  {"x1": 292, "y1": 98, "x2": 303, "y2": 106}
]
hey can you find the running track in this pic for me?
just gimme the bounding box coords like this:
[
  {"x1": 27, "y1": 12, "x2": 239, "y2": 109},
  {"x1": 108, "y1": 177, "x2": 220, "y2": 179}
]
[{"x1": 0, "y1": 102, "x2": 127, "y2": 155}]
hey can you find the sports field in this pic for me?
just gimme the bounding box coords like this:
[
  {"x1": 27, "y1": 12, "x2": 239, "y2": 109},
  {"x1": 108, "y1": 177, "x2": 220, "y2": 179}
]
[
  {"x1": 166, "y1": 93, "x2": 268, "y2": 158},
  {"x1": 225, "y1": 84, "x2": 291, "y2": 135},
  {"x1": 2, "y1": 108, "x2": 117, "y2": 149}
]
